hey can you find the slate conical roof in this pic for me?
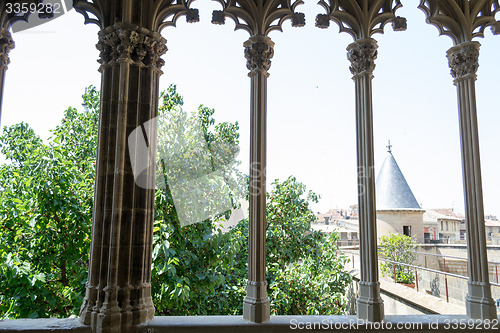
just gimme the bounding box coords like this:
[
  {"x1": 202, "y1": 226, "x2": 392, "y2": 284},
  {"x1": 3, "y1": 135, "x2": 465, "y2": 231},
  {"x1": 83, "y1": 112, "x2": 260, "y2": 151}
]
[{"x1": 376, "y1": 144, "x2": 421, "y2": 210}]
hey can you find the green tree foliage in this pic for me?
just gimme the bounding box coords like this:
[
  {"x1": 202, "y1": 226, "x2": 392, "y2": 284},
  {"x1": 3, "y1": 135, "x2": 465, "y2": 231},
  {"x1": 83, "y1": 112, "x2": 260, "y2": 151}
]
[
  {"x1": 0, "y1": 85, "x2": 352, "y2": 319},
  {"x1": 154, "y1": 86, "x2": 244, "y2": 227},
  {"x1": 378, "y1": 233, "x2": 417, "y2": 284},
  {"x1": 151, "y1": 85, "x2": 247, "y2": 315},
  {"x1": 0, "y1": 87, "x2": 99, "y2": 318},
  {"x1": 152, "y1": 171, "x2": 353, "y2": 315},
  {"x1": 266, "y1": 178, "x2": 352, "y2": 315}
]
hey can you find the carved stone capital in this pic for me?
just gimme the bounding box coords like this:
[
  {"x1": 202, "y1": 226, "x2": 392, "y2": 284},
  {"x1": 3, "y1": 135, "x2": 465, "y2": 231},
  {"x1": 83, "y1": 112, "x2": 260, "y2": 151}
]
[
  {"x1": 243, "y1": 35, "x2": 274, "y2": 75},
  {"x1": 347, "y1": 38, "x2": 378, "y2": 79},
  {"x1": 97, "y1": 23, "x2": 167, "y2": 71},
  {"x1": 0, "y1": 28, "x2": 15, "y2": 70},
  {"x1": 447, "y1": 41, "x2": 480, "y2": 83}
]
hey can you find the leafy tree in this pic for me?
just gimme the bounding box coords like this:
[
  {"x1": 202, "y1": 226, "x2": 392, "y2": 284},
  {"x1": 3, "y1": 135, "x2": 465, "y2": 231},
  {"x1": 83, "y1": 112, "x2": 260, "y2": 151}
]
[
  {"x1": 270, "y1": 233, "x2": 352, "y2": 315},
  {"x1": 266, "y1": 177, "x2": 352, "y2": 315},
  {"x1": 0, "y1": 84, "x2": 353, "y2": 319},
  {"x1": 152, "y1": 173, "x2": 353, "y2": 316},
  {"x1": 148, "y1": 88, "x2": 353, "y2": 315},
  {"x1": 266, "y1": 177, "x2": 323, "y2": 267},
  {"x1": 151, "y1": 85, "x2": 247, "y2": 315},
  {"x1": 154, "y1": 86, "x2": 244, "y2": 228},
  {"x1": 0, "y1": 86, "x2": 99, "y2": 318},
  {"x1": 378, "y1": 233, "x2": 417, "y2": 284}
]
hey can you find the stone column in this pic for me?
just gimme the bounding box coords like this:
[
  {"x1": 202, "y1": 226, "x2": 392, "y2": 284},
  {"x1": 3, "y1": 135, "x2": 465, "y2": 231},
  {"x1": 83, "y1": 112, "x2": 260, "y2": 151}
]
[
  {"x1": 242, "y1": 34, "x2": 273, "y2": 323},
  {"x1": 447, "y1": 41, "x2": 497, "y2": 320},
  {"x1": 347, "y1": 37, "x2": 384, "y2": 322},
  {"x1": 0, "y1": 27, "x2": 14, "y2": 124},
  {"x1": 78, "y1": 22, "x2": 166, "y2": 333}
]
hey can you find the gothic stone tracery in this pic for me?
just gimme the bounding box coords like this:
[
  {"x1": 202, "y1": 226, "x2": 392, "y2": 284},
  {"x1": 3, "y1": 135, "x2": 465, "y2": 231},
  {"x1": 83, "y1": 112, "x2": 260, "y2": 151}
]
[{"x1": 96, "y1": 23, "x2": 168, "y2": 70}]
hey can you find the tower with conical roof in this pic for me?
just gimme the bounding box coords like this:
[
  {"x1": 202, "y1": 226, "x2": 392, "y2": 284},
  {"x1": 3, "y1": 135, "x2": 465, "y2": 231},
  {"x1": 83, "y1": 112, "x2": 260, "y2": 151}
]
[
  {"x1": 376, "y1": 141, "x2": 421, "y2": 210},
  {"x1": 375, "y1": 142, "x2": 425, "y2": 243}
]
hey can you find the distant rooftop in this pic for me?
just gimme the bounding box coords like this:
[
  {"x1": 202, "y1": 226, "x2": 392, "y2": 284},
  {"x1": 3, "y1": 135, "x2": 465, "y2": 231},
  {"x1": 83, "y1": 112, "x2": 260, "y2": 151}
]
[
  {"x1": 431, "y1": 208, "x2": 465, "y2": 220},
  {"x1": 376, "y1": 142, "x2": 421, "y2": 210},
  {"x1": 423, "y1": 209, "x2": 463, "y2": 224}
]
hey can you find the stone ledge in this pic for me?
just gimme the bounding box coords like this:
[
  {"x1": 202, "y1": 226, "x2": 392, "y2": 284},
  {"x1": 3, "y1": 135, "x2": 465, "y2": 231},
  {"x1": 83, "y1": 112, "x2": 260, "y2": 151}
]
[
  {"x1": 378, "y1": 276, "x2": 465, "y2": 315},
  {"x1": 349, "y1": 268, "x2": 465, "y2": 315},
  {"x1": 0, "y1": 318, "x2": 90, "y2": 332}
]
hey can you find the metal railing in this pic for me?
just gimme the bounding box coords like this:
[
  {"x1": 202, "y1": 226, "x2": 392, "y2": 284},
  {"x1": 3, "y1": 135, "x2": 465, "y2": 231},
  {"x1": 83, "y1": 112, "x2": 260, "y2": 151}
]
[
  {"x1": 339, "y1": 249, "x2": 500, "y2": 304},
  {"x1": 339, "y1": 244, "x2": 500, "y2": 284},
  {"x1": 414, "y1": 251, "x2": 500, "y2": 284}
]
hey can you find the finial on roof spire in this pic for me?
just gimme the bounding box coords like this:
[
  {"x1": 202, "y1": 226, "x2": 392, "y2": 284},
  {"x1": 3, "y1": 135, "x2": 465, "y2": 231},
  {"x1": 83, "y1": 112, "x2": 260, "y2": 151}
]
[{"x1": 387, "y1": 140, "x2": 392, "y2": 153}]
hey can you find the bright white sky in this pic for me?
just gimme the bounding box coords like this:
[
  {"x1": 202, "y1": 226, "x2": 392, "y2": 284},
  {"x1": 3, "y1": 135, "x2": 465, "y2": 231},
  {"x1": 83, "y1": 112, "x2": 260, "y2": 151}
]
[{"x1": 2, "y1": 1, "x2": 499, "y2": 217}]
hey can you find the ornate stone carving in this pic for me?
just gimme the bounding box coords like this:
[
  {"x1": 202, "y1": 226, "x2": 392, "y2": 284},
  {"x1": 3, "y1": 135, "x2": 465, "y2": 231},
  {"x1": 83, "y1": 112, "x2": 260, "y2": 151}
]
[
  {"x1": 291, "y1": 13, "x2": 306, "y2": 28},
  {"x1": 212, "y1": 0, "x2": 305, "y2": 35},
  {"x1": 97, "y1": 23, "x2": 167, "y2": 70},
  {"x1": 243, "y1": 35, "x2": 274, "y2": 73},
  {"x1": 211, "y1": 10, "x2": 225, "y2": 25},
  {"x1": 185, "y1": 8, "x2": 200, "y2": 23},
  {"x1": 447, "y1": 41, "x2": 480, "y2": 82},
  {"x1": 392, "y1": 16, "x2": 407, "y2": 31},
  {"x1": 315, "y1": 14, "x2": 330, "y2": 29},
  {"x1": 316, "y1": 0, "x2": 406, "y2": 39},
  {"x1": 74, "y1": 0, "x2": 199, "y2": 32},
  {"x1": 0, "y1": 28, "x2": 14, "y2": 70},
  {"x1": 347, "y1": 39, "x2": 378, "y2": 78},
  {"x1": 419, "y1": 0, "x2": 500, "y2": 45}
]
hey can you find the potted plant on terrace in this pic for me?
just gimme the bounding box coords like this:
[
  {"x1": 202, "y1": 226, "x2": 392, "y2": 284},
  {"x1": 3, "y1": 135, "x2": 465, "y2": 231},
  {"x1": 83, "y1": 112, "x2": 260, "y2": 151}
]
[{"x1": 378, "y1": 233, "x2": 417, "y2": 288}]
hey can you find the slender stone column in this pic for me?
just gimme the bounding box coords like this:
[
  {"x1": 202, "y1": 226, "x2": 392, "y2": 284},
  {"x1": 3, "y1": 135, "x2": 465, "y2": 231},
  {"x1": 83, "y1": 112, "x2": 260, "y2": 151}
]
[
  {"x1": 242, "y1": 34, "x2": 273, "y2": 323},
  {"x1": 315, "y1": 2, "x2": 405, "y2": 321},
  {"x1": 0, "y1": 28, "x2": 14, "y2": 124},
  {"x1": 447, "y1": 41, "x2": 497, "y2": 320},
  {"x1": 212, "y1": 0, "x2": 303, "y2": 320},
  {"x1": 347, "y1": 38, "x2": 384, "y2": 322},
  {"x1": 78, "y1": 22, "x2": 166, "y2": 333}
]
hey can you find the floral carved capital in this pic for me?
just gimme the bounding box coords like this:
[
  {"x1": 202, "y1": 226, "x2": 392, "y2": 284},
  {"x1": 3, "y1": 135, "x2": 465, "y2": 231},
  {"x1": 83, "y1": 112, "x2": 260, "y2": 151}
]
[
  {"x1": 97, "y1": 23, "x2": 167, "y2": 71},
  {"x1": 447, "y1": 41, "x2": 480, "y2": 83},
  {"x1": 243, "y1": 35, "x2": 275, "y2": 74},
  {"x1": 0, "y1": 29, "x2": 15, "y2": 70},
  {"x1": 347, "y1": 38, "x2": 378, "y2": 79}
]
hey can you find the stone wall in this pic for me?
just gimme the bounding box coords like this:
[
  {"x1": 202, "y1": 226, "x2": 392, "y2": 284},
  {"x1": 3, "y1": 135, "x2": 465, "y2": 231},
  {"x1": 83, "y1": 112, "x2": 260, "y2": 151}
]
[{"x1": 377, "y1": 210, "x2": 425, "y2": 243}]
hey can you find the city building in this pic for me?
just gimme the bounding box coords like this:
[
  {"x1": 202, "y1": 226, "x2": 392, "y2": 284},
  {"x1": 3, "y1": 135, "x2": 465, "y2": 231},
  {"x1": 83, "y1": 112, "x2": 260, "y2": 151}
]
[{"x1": 423, "y1": 209, "x2": 463, "y2": 243}]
